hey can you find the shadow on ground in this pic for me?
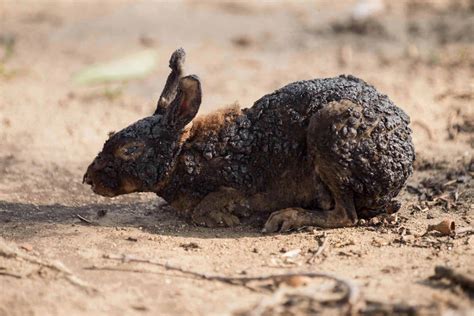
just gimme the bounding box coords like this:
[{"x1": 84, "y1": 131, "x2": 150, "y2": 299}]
[{"x1": 0, "y1": 200, "x2": 264, "y2": 239}]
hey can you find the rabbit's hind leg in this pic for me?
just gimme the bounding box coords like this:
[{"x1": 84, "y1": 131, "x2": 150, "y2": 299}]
[
  {"x1": 262, "y1": 189, "x2": 356, "y2": 233},
  {"x1": 262, "y1": 100, "x2": 365, "y2": 233}
]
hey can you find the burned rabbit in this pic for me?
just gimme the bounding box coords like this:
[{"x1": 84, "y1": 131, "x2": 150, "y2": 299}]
[{"x1": 84, "y1": 48, "x2": 415, "y2": 232}]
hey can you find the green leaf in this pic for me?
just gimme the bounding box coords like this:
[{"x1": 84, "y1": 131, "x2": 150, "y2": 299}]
[{"x1": 73, "y1": 49, "x2": 158, "y2": 85}]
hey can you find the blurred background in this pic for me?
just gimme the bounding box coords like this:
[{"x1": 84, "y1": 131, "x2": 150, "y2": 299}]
[
  {"x1": 0, "y1": 1, "x2": 473, "y2": 314},
  {"x1": 1, "y1": 0, "x2": 472, "y2": 167}
]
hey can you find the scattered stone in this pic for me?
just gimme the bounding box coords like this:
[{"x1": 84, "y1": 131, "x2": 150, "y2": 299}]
[
  {"x1": 179, "y1": 242, "x2": 200, "y2": 251},
  {"x1": 281, "y1": 249, "x2": 301, "y2": 259},
  {"x1": 369, "y1": 217, "x2": 381, "y2": 226},
  {"x1": 281, "y1": 275, "x2": 311, "y2": 288},
  {"x1": 231, "y1": 35, "x2": 253, "y2": 48},
  {"x1": 371, "y1": 237, "x2": 388, "y2": 247},
  {"x1": 97, "y1": 209, "x2": 107, "y2": 217},
  {"x1": 358, "y1": 219, "x2": 367, "y2": 226}
]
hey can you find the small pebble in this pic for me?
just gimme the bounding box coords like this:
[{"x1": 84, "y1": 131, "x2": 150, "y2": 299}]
[
  {"x1": 20, "y1": 243, "x2": 33, "y2": 252},
  {"x1": 282, "y1": 276, "x2": 310, "y2": 288},
  {"x1": 369, "y1": 217, "x2": 381, "y2": 226}
]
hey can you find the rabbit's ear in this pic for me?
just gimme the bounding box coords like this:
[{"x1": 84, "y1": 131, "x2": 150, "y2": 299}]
[
  {"x1": 155, "y1": 48, "x2": 186, "y2": 115},
  {"x1": 165, "y1": 75, "x2": 202, "y2": 129}
]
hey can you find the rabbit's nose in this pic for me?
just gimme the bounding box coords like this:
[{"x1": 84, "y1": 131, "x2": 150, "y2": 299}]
[{"x1": 83, "y1": 171, "x2": 93, "y2": 185}]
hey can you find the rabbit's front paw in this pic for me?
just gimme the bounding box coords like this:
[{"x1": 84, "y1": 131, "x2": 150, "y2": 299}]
[
  {"x1": 192, "y1": 209, "x2": 240, "y2": 228},
  {"x1": 262, "y1": 208, "x2": 311, "y2": 233}
]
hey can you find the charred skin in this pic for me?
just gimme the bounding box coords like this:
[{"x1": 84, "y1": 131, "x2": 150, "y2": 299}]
[
  {"x1": 84, "y1": 49, "x2": 415, "y2": 232},
  {"x1": 83, "y1": 115, "x2": 182, "y2": 197}
]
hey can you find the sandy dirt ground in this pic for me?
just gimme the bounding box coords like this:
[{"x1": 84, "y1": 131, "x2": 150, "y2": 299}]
[{"x1": 0, "y1": 0, "x2": 473, "y2": 315}]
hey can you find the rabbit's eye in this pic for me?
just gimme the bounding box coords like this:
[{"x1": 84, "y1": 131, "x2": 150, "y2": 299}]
[
  {"x1": 125, "y1": 146, "x2": 138, "y2": 154},
  {"x1": 115, "y1": 142, "x2": 144, "y2": 160}
]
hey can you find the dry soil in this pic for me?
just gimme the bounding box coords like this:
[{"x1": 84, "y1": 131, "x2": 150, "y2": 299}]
[{"x1": 0, "y1": 1, "x2": 473, "y2": 315}]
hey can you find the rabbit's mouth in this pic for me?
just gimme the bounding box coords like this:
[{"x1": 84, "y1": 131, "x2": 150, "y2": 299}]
[
  {"x1": 83, "y1": 170, "x2": 118, "y2": 197},
  {"x1": 93, "y1": 186, "x2": 117, "y2": 197},
  {"x1": 88, "y1": 181, "x2": 119, "y2": 197},
  {"x1": 83, "y1": 168, "x2": 142, "y2": 197}
]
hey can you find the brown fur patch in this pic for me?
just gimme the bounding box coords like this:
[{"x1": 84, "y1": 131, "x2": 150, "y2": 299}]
[
  {"x1": 189, "y1": 103, "x2": 240, "y2": 137},
  {"x1": 120, "y1": 177, "x2": 140, "y2": 194}
]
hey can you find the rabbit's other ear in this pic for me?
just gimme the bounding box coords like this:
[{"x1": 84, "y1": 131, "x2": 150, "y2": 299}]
[
  {"x1": 155, "y1": 48, "x2": 186, "y2": 115},
  {"x1": 165, "y1": 75, "x2": 201, "y2": 129}
]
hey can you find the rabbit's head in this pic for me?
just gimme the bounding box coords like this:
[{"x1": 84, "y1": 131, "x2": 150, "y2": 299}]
[{"x1": 83, "y1": 49, "x2": 201, "y2": 197}]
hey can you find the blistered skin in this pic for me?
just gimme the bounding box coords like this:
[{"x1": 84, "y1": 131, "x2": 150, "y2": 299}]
[
  {"x1": 160, "y1": 75, "x2": 414, "y2": 221},
  {"x1": 83, "y1": 115, "x2": 183, "y2": 197},
  {"x1": 84, "y1": 50, "x2": 415, "y2": 231}
]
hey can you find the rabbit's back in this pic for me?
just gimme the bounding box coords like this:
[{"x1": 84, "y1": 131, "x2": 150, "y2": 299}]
[
  {"x1": 172, "y1": 75, "x2": 414, "y2": 212},
  {"x1": 245, "y1": 75, "x2": 413, "y2": 212}
]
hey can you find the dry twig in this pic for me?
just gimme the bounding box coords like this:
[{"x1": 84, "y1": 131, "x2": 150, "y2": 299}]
[
  {"x1": 307, "y1": 232, "x2": 329, "y2": 264},
  {"x1": 0, "y1": 238, "x2": 96, "y2": 292},
  {"x1": 99, "y1": 253, "x2": 361, "y2": 309},
  {"x1": 430, "y1": 266, "x2": 474, "y2": 294},
  {"x1": 362, "y1": 300, "x2": 437, "y2": 315},
  {"x1": 456, "y1": 227, "x2": 474, "y2": 236},
  {"x1": 76, "y1": 214, "x2": 95, "y2": 225},
  {"x1": 0, "y1": 270, "x2": 23, "y2": 278}
]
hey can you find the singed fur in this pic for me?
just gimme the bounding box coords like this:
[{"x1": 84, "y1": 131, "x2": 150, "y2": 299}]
[{"x1": 84, "y1": 49, "x2": 415, "y2": 232}]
